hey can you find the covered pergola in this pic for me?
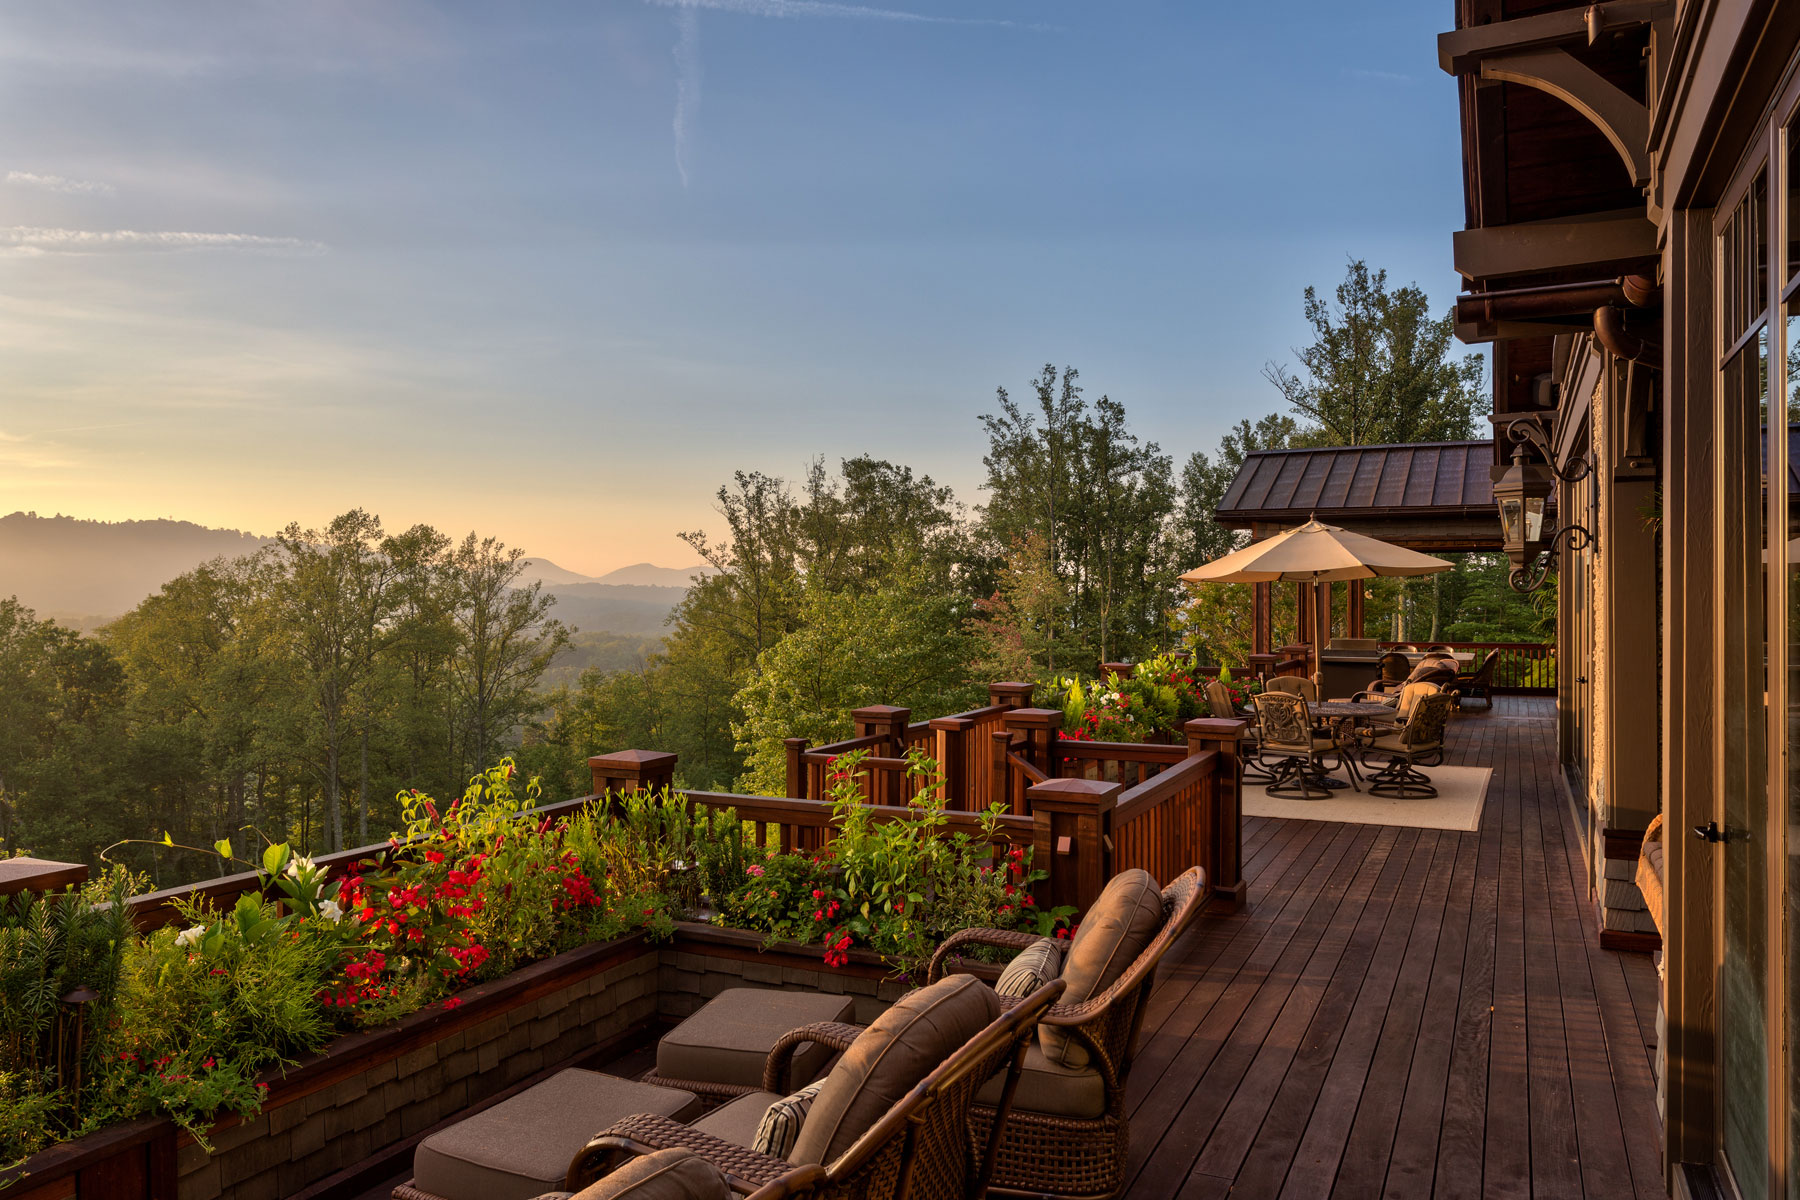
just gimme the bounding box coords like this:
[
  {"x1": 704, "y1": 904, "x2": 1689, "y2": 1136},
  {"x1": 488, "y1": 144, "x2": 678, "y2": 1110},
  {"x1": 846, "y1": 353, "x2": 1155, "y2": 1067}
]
[{"x1": 1213, "y1": 440, "x2": 1507, "y2": 656}]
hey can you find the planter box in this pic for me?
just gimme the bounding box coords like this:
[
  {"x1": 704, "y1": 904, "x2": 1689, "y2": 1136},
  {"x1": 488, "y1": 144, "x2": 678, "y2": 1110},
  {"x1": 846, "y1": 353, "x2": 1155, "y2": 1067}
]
[
  {"x1": 5, "y1": 923, "x2": 1001, "y2": 1200},
  {"x1": 2, "y1": 934, "x2": 658, "y2": 1200}
]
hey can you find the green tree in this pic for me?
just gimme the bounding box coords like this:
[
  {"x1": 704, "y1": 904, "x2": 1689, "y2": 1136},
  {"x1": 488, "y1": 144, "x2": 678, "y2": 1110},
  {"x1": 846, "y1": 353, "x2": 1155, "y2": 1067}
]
[
  {"x1": 1264, "y1": 259, "x2": 1484, "y2": 447},
  {"x1": 966, "y1": 531, "x2": 1086, "y2": 681},
  {"x1": 732, "y1": 569, "x2": 978, "y2": 796},
  {"x1": 978, "y1": 366, "x2": 1177, "y2": 664},
  {"x1": 1173, "y1": 413, "x2": 1300, "y2": 569}
]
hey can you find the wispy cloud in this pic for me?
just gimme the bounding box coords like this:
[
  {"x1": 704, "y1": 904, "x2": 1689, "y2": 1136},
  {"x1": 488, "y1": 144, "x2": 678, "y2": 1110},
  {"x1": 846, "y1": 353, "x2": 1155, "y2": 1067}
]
[
  {"x1": 672, "y1": 8, "x2": 701, "y2": 187},
  {"x1": 645, "y1": 0, "x2": 1030, "y2": 26},
  {"x1": 0, "y1": 226, "x2": 323, "y2": 255},
  {"x1": 7, "y1": 170, "x2": 116, "y2": 195},
  {"x1": 0, "y1": 430, "x2": 78, "y2": 471}
]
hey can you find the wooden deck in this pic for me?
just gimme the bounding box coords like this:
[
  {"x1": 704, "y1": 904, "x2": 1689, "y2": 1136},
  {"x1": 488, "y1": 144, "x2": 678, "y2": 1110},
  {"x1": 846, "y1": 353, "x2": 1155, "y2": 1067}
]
[{"x1": 1121, "y1": 695, "x2": 1665, "y2": 1199}]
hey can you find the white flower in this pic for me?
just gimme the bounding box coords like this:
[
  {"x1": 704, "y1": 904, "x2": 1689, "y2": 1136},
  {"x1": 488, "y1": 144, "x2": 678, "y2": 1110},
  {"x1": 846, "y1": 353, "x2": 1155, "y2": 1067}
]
[
  {"x1": 174, "y1": 925, "x2": 205, "y2": 948},
  {"x1": 285, "y1": 853, "x2": 317, "y2": 879},
  {"x1": 318, "y1": 898, "x2": 344, "y2": 923}
]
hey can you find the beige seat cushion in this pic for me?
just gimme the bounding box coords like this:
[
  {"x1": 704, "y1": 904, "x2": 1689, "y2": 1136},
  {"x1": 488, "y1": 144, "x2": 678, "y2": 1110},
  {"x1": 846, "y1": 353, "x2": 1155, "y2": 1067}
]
[
  {"x1": 413, "y1": 1070, "x2": 700, "y2": 1200},
  {"x1": 790, "y1": 974, "x2": 1000, "y2": 1167},
  {"x1": 973, "y1": 1042, "x2": 1107, "y2": 1119},
  {"x1": 993, "y1": 937, "x2": 1062, "y2": 999},
  {"x1": 656, "y1": 988, "x2": 856, "y2": 1092},
  {"x1": 690, "y1": 1090, "x2": 782, "y2": 1150},
  {"x1": 1041, "y1": 869, "x2": 1162, "y2": 1069},
  {"x1": 566, "y1": 1148, "x2": 731, "y2": 1200}
]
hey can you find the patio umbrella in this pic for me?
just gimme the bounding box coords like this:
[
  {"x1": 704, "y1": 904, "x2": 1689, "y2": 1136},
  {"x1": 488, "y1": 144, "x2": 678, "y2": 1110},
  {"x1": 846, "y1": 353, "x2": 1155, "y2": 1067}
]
[{"x1": 1179, "y1": 518, "x2": 1453, "y2": 585}]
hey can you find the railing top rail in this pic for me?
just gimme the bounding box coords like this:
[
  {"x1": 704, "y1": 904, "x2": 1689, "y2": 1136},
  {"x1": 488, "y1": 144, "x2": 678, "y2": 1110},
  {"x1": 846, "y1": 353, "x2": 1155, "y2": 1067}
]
[
  {"x1": 804, "y1": 733, "x2": 887, "y2": 757},
  {"x1": 1112, "y1": 751, "x2": 1217, "y2": 826},
  {"x1": 1057, "y1": 740, "x2": 1189, "y2": 764},
  {"x1": 1007, "y1": 750, "x2": 1049, "y2": 786},
  {"x1": 931, "y1": 703, "x2": 1014, "y2": 727},
  {"x1": 1375, "y1": 640, "x2": 1551, "y2": 650}
]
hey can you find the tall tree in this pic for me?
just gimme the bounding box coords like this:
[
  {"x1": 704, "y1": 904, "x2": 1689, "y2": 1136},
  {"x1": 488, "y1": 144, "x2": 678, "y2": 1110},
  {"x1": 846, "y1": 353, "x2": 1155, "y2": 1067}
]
[
  {"x1": 1263, "y1": 259, "x2": 1484, "y2": 447},
  {"x1": 443, "y1": 533, "x2": 569, "y2": 786},
  {"x1": 977, "y1": 366, "x2": 1177, "y2": 664},
  {"x1": 1173, "y1": 413, "x2": 1300, "y2": 569}
]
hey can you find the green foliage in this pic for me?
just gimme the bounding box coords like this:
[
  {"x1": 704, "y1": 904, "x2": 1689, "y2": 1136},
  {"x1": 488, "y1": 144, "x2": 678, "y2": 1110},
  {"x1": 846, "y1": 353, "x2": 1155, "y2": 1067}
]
[{"x1": 731, "y1": 569, "x2": 980, "y2": 796}]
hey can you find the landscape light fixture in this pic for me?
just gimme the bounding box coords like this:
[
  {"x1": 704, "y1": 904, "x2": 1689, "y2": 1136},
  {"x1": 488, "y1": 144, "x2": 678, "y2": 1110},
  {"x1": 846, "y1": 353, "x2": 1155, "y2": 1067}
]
[{"x1": 1494, "y1": 416, "x2": 1593, "y2": 593}]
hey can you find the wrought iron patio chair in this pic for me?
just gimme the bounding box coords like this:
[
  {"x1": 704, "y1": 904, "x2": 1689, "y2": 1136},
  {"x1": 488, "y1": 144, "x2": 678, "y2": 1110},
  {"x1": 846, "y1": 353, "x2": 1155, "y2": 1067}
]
[
  {"x1": 1252, "y1": 691, "x2": 1339, "y2": 800},
  {"x1": 1358, "y1": 691, "x2": 1456, "y2": 798}
]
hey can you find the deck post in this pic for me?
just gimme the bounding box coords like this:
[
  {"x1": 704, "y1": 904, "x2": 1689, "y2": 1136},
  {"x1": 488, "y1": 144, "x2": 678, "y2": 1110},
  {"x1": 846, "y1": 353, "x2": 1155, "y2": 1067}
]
[
  {"x1": 783, "y1": 738, "x2": 809, "y2": 800},
  {"x1": 1348, "y1": 579, "x2": 1366, "y2": 637},
  {"x1": 0, "y1": 856, "x2": 89, "y2": 899},
  {"x1": 930, "y1": 716, "x2": 974, "y2": 809},
  {"x1": 851, "y1": 705, "x2": 911, "y2": 758},
  {"x1": 1004, "y1": 708, "x2": 1063, "y2": 779},
  {"x1": 1025, "y1": 777, "x2": 1121, "y2": 913},
  {"x1": 1185, "y1": 718, "x2": 1248, "y2": 911},
  {"x1": 1252, "y1": 581, "x2": 1273, "y2": 656},
  {"x1": 588, "y1": 750, "x2": 678, "y2": 798}
]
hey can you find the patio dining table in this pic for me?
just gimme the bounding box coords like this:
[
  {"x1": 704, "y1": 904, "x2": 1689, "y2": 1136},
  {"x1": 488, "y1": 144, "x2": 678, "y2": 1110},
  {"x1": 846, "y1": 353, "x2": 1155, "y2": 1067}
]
[{"x1": 1242, "y1": 700, "x2": 1397, "y2": 792}]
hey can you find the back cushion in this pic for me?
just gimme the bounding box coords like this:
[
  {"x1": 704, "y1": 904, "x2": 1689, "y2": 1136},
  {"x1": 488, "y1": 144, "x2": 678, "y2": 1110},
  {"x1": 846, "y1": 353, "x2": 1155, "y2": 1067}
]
[
  {"x1": 993, "y1": 938, "x2": 1062, "y2": 999},
  {"x1": 789, "y1": 974, "x2": 1000, "y2": 1168},
  {"x1": 1040, "y1": 869, "x2": 1163, "y2": 1068},
  {"x1": 568, "y1": 1148, "x2": 731, "y2": 1200}
]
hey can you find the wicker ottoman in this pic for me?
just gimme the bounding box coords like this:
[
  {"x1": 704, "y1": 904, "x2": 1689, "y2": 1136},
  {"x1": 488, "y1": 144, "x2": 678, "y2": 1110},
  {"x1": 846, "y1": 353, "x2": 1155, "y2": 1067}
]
[
  {"x1": 640, "y1": 988, "x2": 856, "y2": 1103},
  {"x1": 393, "y1": 1069, "x2": 699, "y2": 1200}
]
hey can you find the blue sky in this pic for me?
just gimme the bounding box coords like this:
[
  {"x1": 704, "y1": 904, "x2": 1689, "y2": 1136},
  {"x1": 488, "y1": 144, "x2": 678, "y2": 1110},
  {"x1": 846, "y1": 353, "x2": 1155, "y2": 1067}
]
[{"x1": 0, "y1": 0, "x2": 1471, "y2": 576}]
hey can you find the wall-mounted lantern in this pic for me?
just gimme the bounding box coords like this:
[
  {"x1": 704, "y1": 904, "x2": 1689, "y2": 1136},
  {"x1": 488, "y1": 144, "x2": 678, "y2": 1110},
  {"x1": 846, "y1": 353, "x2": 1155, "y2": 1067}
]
[{"x1": 1495, "y1": 416, "x2": 1593, "y2": 592}]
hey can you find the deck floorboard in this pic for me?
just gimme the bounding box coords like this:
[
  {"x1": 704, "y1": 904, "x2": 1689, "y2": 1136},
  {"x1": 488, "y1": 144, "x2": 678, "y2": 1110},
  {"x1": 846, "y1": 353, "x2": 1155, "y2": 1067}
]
[{"x1": 1126, "y1": 695, "x2": 1662, "y2": 1199}]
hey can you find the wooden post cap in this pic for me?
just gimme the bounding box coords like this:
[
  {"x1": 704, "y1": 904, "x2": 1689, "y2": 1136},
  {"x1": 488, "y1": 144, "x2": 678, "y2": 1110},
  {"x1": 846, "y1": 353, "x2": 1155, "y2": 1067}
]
[
  {"x1": 0, "y1": 857, "x2": 89, "y2": 897},
  {"x1": 1026, "y1": 777, "x2": 1123, "y2": 809},
  {"x1": 1004, "y1": 707, "x2": 1064, "y2": 729},
  {"x1": 988, "y1": 681, "x2": 1035, "y2": 707},
  {"x1": 1185, "y1": 718, "x2": 1249, "y2": 739},
  {"x1": 588, "y1": 750, "x2": 678, "y2": 795},
  {"x1": 849, "y1": 705, "x2": 911, "y2": 721}
]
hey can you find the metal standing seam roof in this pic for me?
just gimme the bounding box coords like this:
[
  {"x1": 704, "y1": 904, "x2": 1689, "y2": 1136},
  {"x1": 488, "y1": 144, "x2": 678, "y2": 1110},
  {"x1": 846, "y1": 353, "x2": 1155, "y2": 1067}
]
[{"x1": 1215, "y1": 441, "x2": 1498, "y2": 527}]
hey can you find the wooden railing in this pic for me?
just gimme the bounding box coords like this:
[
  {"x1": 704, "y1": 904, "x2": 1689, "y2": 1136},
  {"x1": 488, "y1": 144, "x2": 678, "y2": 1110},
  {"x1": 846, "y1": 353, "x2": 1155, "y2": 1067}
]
[
  {"x1": 1377, "y1": 640, "x2": 1556, "y2": 693},
  {"x1": 74, "y1": 716, "x2": 1247, "y2": 939}
]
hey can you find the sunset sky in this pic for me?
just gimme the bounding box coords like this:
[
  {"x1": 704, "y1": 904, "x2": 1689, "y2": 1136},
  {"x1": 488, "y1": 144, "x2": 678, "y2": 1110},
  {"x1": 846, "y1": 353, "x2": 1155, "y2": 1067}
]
[{"x1": 0, "y1": 0, "x2": 1469, "y2": 578}]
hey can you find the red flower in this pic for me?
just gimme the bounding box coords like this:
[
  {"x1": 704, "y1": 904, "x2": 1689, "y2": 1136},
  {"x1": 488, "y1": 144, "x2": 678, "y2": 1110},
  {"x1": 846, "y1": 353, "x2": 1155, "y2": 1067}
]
[{"x1": 442, "y1": 997, "x2": 463, "y2": 1011}]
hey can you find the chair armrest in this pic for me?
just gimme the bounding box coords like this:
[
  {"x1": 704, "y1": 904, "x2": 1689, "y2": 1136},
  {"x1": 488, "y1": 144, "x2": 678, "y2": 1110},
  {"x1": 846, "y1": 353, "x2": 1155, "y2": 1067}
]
[
  {"x1": 565, "y1": 1113, "x2": 790, "y2": 1195},
  {"x1": 926, "y1": 927, "x2": 1048, "y2": 982},
  {"x1": 762, "y1": 1020, "x2": 866, "y2": 1093}
]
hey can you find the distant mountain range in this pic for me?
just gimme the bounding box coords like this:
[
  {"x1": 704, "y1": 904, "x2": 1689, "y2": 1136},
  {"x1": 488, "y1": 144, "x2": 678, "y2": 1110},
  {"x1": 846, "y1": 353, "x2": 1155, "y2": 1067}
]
[{"x1": 0, "y1": 511, "x2": 711, "y2": 635}]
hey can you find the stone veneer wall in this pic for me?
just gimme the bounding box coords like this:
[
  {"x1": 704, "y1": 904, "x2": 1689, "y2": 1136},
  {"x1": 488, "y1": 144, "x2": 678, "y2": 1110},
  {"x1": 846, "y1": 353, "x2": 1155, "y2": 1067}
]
[{"x1": 178, "y1": 943, "x2": 659, "y2": 1200}]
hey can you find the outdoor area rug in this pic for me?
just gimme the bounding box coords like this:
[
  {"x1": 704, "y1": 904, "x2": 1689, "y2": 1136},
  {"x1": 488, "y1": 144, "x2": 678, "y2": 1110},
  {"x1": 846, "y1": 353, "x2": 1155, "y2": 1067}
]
[{"x1": 1242, "y1": 765, "x2": 1492, "y2": 832}]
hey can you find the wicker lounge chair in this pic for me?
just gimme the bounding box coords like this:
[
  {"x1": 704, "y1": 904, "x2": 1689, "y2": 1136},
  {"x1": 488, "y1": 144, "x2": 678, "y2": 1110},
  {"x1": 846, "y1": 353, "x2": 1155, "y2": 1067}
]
[
  {"x1": 1356, "y1": 651, "x2": 1412, "y2": 700},
  {"x1": 1359, "y1": 691, "x2": 1456, "y2": 798},
  {"x1": 923, "y1": 866, "x2": 1208, "y2": 1200},
  {"x1": 563, "y1": 974, "x2": 1064, "y2": 1200}
]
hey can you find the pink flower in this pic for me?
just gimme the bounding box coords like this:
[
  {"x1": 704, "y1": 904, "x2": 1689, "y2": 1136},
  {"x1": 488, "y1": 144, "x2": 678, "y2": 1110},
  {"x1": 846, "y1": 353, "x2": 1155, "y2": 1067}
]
[{"x1": 746, "y1": 864, "x2": 765, "y2": 878}]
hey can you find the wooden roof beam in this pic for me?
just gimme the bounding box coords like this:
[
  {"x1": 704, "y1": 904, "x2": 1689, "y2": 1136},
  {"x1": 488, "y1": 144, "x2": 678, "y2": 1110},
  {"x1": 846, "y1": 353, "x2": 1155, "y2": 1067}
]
[
  {"x1": 1438, "y1": 0, "x2": 1672, "y2": 75},
  {"x1": 1454, "y1": 207, "x2": 1658, "y2": 281}
]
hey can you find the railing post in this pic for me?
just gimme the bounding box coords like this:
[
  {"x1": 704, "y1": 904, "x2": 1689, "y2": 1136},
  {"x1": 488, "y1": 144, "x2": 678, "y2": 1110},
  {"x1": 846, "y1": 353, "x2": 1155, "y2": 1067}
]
[
  {"x1": 784, "y1": 738, "x2": 810, "y2": 800},
  {"x1": 931, "y1": 716, "x2": 973, "y2": 809},
  {"x1": 1005, "y1": 708, "x2": 1063, "y2": 779},
  {"x1": 1026, "y1": 777, "x2": 1121, "y2": 913},
  {"x1": 988, "y1": 681, "x2": 1034, "y2": 709},
  {"x1": 991, "y1": 729, "x2": 1016, "y2": 814},
  {"x1": 1184, "y1": 718, "x2": 1248, "y2": 911},
  {"x1": 588, "y1": 750, "x2": 678, "y2": 798},
  {"x1": 852, "y1": 705, "x2": 911, "y2": 758},
  {"x1": 1099, "y1": 661, "x2": 1133, "y2": 680}
]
